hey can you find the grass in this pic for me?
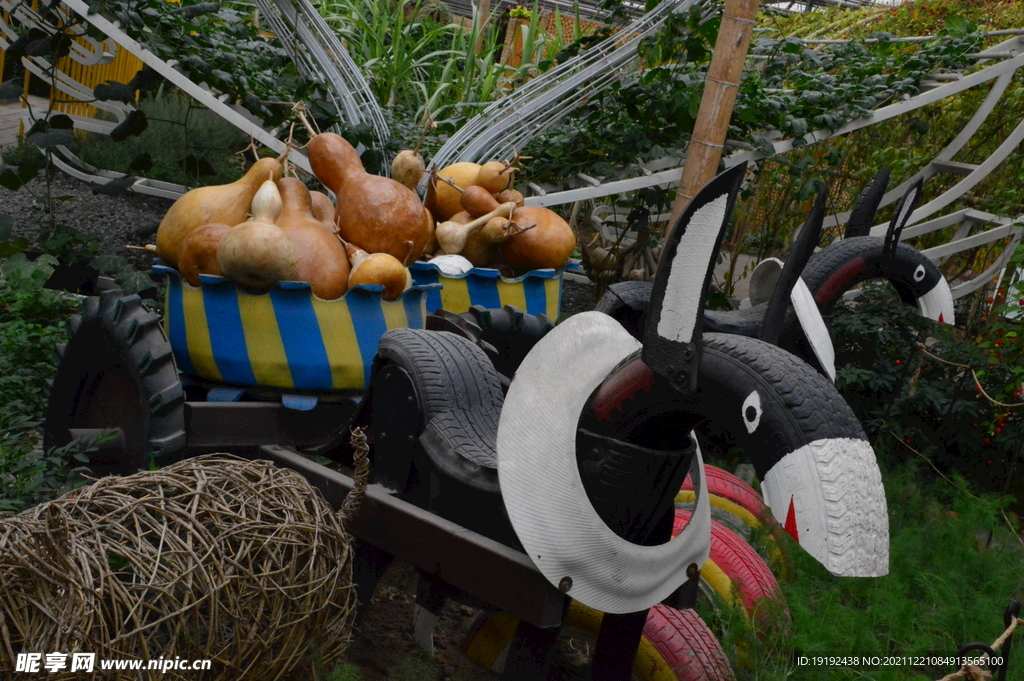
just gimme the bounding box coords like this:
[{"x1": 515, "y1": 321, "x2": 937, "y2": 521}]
[{"x1": 698, "y1": 456, "x2": 1024, "y2": 681}]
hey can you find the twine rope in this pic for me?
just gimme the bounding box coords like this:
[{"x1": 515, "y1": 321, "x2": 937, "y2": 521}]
[{"x1": 934, "y1": 616, "x2": 1023, "y2": 681}]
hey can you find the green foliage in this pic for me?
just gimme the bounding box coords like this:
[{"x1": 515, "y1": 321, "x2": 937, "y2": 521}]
[
  {"x1": 75, "y1": 89, "x2": 250, "y2": 188},
  {"x1": 0, "y1": 264, "x2": 96, "y2": 516},
  {"x1": 319, "y1": 0, "x2": 597, "y2": 145},
  {"x1": 0, "y1": 414, "x2": 100, "y2": 516},
  {"x1": 83, "y1": 0, "x2": 339, "y2": 132},
  {"x1": 828, "y1": 271, "x2": 1024, "y2": 499},
  {"x1": 776, "y1": 460, "x2": 1023, "y2": 681}
]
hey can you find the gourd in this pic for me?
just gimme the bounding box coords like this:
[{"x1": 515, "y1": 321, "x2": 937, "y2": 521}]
[
  {"x1": 177, "y1": 223, "x2": 231, "y2": 286},
  {"x1": 346, "y1": 243, "x2": 411, "y2": 301},
  {"x1": 499, "y1": 206, "x2": 577, "y2": 272},
  {"x1": 308, "y1": 133, "x2": 432, "y2": 265},
  {"x1": 426, "y1": 162, "x2": 482, "y2": 222},
  {"x1": 460, "y1": 185, "x2": 502, "y2": 217},
  {"x1": 276, "y1": 177, "x2": 350, "y2": 300},
  {"x1": 156, "y1": 156, "x2": 283, "y2": 269},
  {"x1": 476, "y1": 160, "x2": 514, "y2": 194},
  {"x1": 217, "y1": 180, "x2": 299, "y2": 290},
  {"x1": 309, "y1": 190, "x2": 337, "y2": 232}
]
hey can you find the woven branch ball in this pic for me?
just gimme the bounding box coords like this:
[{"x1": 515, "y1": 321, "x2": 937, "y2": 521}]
[{"x1": 0, "y1": 455, "x2": 357, "y2": 680}]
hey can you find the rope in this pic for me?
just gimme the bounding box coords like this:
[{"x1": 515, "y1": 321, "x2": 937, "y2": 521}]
[
  {"x1": 934, "y1": 617, "x2": 1023, "y2": 681},
  {"x1": 339, "y1": 427, "x2": 370, "y2": 521},
  {"x1": 915, "y1": 342, "x2": 1024, "y2": 409}
]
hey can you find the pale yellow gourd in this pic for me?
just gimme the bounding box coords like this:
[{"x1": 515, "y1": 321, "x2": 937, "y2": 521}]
[{"x1": 217, "y1": 180, "x2": 299, "y2": 291}]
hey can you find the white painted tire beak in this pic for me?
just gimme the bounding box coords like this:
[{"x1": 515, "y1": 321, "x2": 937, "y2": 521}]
[
  {"x1": 761, "y1": 437, "x2": 889, "y2": 577},
  {"x1": 915, "y1": 276, "x2": 956, "y2": 326}
]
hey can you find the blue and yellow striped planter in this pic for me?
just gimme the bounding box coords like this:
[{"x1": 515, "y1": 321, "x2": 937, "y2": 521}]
[
  {"x1": 409, "y1": 261, "x2": 564, "y2": 319},
  {"x1": 153, "y1": 264, "x2": 440, "y2": 392}
]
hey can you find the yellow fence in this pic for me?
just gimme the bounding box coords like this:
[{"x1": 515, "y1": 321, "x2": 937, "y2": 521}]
[
  {"x1": 0, "y1": 31, "x2": 142, "y2": 120},
  {"x1": 52, "y1": 41, "x2": 143, "y2": 118}
]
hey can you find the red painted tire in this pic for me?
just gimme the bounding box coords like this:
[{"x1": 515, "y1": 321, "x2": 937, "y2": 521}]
[
  {"x1": 679, "y1": 465, "x2": 768, "y2": 525},
  {"x1": 463, "y1": 602, "x2": 735, "y2": 681},
  {"x1": 676, "y1": 465, "x2": 792, "y2": 576},
  {"x1": 641, "y1": 605, "x2": 737, "y2": 681},
  {"x1": 672, "y1": 510, "x2": 789, "y2": 630}
]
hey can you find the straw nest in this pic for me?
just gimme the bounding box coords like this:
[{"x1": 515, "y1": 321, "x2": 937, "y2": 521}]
[{"x1": 0, "y1": 454, "x2": 359, "y2": 680}]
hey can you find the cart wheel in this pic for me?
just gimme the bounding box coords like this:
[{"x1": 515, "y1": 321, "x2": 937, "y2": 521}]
[
  {"x1": 372, "y1": 328, "x2": 514, "y2": 542},
  {"x1": 43, "y1": 289, "x2": 185, "y2": 476},
  {"x1": 463, "y1": 602, "x2": 735, "y2": 681}
]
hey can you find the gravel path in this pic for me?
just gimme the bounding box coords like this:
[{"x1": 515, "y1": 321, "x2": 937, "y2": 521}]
[{"x1": 1, "y1": 172, "x2": 174, "y2": 258}]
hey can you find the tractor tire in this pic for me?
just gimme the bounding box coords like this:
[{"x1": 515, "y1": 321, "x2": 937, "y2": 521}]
[
  {"x1": 463, "y1": 602, "x2": 735, "y2": 681},
  {"x1": 43, "y1": 289, "x2": 185, "y2": 476}
]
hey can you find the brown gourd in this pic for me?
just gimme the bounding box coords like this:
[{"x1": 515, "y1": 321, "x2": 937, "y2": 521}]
[
  {"x1": 460, "y1": 185, "x2": 502, "y2": 218},
  {"x1": 499, "y1": 206, "x2": 577, "y2": 273},
  {"x1": 156, "y1": 156, "x2": 283, "y2": 269},
  {"x1": 309, "y1": 190, "x2": 337, "y2": 232},
  {"x1": 178, "y1": 222, "x2": 232, "y2": 286},
  {"x1": 307, "y1": 133, "x2": 432, "y2": 266},
  {"x1": 426, "y1": 162, "x2": 482, "y2": 222},
  {"x1": 276, "y1": 178, "x2": 351, "y2": 300},
  {"x1": 346, "y1": 243, "x2": 411, "y2": 301},
  {"x1": 217, "y1": 180, "x2": 299, "y2": 290},
  {"x1": 476, "y1": 160, "x2": 514, "y2": 194}
]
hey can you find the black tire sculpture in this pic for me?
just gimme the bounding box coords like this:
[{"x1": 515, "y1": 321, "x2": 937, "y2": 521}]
[
  {"x1": 43, "y1": 289, "x2": 186, "y2": 476},
  {"x1": 800, "y1": 237, "x2": 952, "y2": 322},
  {"x1": 589, "y1": 332, "x2": 888, "y2": 577}
]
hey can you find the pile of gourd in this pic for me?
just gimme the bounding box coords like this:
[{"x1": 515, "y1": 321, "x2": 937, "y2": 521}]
[{"x1": 152, "y1": 133, "x2": 576, "y2": 301}]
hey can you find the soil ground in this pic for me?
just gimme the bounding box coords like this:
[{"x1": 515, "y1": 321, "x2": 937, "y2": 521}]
[{"x1": 344, "y1": 561, "x2": 597, "y2": 681}]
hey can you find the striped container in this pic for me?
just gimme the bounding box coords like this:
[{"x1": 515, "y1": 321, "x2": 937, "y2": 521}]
[
  {"x1": 153, "y1": 264, "x2": 440, "y2": 392},
  {"x1": 409, "y1": 261, "x2": 564, "y2": 319}
]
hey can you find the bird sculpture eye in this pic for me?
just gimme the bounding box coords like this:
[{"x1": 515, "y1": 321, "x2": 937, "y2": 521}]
[
  {"x1": 913, "y1": 264, "x2": 926, "y2": 282},
  {"x1": 742, "y1": 390, "x2": 762, "y2": 434}
]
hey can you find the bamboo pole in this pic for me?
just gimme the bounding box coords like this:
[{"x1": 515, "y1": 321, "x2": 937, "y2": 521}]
[
  {"x1": 475, "y1": 0, "x2": 492, "y2": 54},
  {"x1": 667, "y1": 0, "x2": 760, "y2": 227}
]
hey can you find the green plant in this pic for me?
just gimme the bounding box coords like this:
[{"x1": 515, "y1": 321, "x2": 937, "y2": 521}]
[
  {"x1": 75, "y1": 89, "x2": 251, "y2": 188},
  {"x1": 0, "y1": 258, "x2": 101, "y2": 516},
  {"x1": 0, "y1": 413, "x2": 103, "y2": 516}
]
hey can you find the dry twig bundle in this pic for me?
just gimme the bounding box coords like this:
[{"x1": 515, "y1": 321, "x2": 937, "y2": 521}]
[{"x1": 0, "y1": 454, "x2": 357, "y2": 680}]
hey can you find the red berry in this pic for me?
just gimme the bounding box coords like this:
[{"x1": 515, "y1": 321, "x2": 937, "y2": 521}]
[
  {"x1": 984, "y1": 438, "x2": 991, "y2": 445},
  {"x1": 895, "y1": 359, "x2": 901, "y2": 365},
  {"x1": 987, "y1": 460, "x2": 994, "y2": 466},
  {"x1": 987, "y1": 298, "x2": 995, "y2": 304},
  {"x1": 976, "y1": 385, "x2": 982, "y2": 391},
  {"x1": 996, "y1": 428, "x2": 1002, "y2": 434},
  {"x1": 996, "y1": 339, "x2": 1004, "y2": 346}
]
